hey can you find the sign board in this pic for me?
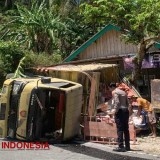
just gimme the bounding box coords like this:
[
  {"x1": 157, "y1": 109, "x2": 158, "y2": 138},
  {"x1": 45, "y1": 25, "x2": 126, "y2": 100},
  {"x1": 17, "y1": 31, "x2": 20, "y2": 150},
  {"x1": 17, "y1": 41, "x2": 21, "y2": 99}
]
[{"x1": 123, "y1": 53, "x2": 160, "y2": 70}]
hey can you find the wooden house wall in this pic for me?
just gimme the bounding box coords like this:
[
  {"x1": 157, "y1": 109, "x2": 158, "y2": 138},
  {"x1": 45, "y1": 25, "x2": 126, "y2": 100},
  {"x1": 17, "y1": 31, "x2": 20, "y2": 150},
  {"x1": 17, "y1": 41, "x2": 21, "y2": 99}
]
[{"x1": 79, "y1": 30, "x2": 138, "y2": 60}]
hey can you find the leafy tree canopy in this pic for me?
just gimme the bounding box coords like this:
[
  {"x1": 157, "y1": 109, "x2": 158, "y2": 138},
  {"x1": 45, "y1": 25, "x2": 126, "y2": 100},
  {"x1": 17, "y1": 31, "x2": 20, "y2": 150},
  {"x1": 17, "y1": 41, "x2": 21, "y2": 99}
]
[
  {"x1": 1, "y1": 1, "x2": 68, "y2": 54},
  {"x1": 80, "y1": 0, "x2": 160, "y2": 79},
  {"x1": 81, "y1": 0, "x2": 160, "y2": 42}
]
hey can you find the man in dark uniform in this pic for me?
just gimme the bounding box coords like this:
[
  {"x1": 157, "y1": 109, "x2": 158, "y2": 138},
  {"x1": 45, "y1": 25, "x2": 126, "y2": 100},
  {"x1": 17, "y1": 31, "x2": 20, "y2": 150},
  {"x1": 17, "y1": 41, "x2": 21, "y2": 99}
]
[{"x1": 109, "y1": 82, "x2": 130, "y2": 152}]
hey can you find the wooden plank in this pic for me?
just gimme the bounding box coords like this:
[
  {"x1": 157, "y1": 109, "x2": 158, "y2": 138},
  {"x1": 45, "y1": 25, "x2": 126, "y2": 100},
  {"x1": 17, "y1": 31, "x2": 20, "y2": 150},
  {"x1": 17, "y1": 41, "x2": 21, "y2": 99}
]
[
  {"x1": 84, "y1": 119, "x2": 136, "y2": 142},
  {"x1": 88, "y1": 73, "x2": 99, "y2": 116}
]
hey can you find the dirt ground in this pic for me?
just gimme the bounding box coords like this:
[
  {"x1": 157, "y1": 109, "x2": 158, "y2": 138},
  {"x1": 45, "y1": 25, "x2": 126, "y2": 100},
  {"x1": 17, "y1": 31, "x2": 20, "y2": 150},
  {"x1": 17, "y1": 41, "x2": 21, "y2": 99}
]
[{"x1": 130, "y1": 130, "x2": 160, "y2": 155}]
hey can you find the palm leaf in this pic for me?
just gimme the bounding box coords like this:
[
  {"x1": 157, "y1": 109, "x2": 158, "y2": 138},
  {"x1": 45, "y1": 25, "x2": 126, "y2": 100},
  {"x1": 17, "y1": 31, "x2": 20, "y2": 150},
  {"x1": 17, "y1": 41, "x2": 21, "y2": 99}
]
[{"x1": 13, "y1": 56, "x2": 28, "y2": 78}]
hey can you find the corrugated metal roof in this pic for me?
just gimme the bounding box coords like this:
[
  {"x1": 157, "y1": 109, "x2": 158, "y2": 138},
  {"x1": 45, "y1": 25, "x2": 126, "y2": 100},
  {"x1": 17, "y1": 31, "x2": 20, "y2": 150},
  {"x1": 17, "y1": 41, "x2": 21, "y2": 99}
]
[{"x1": 43, "y1": 63, "x2": 117, "y2": 72}]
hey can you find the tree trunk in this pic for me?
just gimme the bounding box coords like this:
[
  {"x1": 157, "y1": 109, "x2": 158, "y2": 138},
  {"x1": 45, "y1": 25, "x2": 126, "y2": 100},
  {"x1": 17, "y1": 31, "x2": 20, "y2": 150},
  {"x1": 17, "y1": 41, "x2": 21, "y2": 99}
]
[{"x1": 132, "y1": 40, "x2": 146, "y2": 80}]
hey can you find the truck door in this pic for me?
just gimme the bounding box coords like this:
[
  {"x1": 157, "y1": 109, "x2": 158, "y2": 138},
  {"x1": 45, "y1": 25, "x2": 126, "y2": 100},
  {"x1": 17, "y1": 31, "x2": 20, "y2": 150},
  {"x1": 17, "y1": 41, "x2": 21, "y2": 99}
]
[{"x1": 0, "y1": 79, "x2": 14, "y2": 138}]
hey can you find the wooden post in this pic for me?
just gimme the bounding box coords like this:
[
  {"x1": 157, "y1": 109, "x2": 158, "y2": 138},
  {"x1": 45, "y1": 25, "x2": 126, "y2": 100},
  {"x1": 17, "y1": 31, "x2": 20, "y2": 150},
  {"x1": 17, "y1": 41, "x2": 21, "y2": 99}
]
[{"x1": 88, "y1": 72, "x2": 100, "y2": 116}]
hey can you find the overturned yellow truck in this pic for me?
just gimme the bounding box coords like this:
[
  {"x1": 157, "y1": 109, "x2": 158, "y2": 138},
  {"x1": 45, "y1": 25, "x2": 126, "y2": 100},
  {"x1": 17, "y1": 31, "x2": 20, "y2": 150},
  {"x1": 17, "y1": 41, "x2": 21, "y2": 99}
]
[{"x1": 0, "y1": 77, "x2": 83, "y2": 141}]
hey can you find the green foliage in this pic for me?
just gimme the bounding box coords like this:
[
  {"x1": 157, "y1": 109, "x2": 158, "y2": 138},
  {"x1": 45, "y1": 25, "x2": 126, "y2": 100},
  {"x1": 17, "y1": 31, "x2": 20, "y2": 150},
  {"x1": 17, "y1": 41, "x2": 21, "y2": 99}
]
[
  {"x1": 24, "y1": 52, "x2": 62, "y2": 68},
  {"x1": 1, "y1": 0, "x2": 68, "y2": 54},
  {"x1": 80, "y1": 0, "x2": 108, "y2": 29},
  {"x1": 0, "y1": 0, "x2": 98, "y2": 59},
  {"x1": 13, "y1": 56, "x2": 27, "y2": 78},
  {"x1": 0, "y1": 41, "x2": 24, "y2": 74},
  {"x1": 80, "y1": 0, "x2": 160, "y2": 43},
  {"x1": 0, "y1": 0, "x2": 94, "y2": 85},
  {"x1": 12, "y1": 52, "x2": 62, "y2": 78},
  {"x1": 13, "y1": 51, "x2": 63, "y2": 78}
]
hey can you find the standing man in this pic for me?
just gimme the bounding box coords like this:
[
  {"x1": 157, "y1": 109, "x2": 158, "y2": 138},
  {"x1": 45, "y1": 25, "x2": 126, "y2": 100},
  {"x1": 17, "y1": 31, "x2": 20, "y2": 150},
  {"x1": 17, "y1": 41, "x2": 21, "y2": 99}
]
[
  {"x1": 130, "y1": 96, "x2": 157, "y2": 137},
  {"x1": 109, "y1": 82, "x2": 130, "y2": 152}
]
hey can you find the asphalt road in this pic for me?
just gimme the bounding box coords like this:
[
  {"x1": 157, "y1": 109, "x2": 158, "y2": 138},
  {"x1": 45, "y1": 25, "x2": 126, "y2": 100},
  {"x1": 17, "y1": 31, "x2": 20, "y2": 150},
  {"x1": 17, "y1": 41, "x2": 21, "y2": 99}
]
[{"x1": 0, "y1": 139, "x2": 159, "y2": 160}]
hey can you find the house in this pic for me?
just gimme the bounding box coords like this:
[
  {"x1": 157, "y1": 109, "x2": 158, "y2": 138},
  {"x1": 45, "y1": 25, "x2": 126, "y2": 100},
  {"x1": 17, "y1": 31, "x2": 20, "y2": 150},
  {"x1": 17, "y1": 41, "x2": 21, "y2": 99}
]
[
  {"x1": 64, "y1": 24, "x2": 138, "y2": 62},
  {"x1": 63, "y1": 24, "x2": 160, "y2": 100},
  {"x1": 64, "y1": 24, "x2": 160, "y2": 64}
]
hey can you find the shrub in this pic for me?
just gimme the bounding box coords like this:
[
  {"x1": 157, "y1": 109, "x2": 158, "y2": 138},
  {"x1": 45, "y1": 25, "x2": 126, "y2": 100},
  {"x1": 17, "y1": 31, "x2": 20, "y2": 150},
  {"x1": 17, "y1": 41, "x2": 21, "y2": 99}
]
[
  {"x1": 0, "y1": 40, "x2": 24, "y2": 74},
  {"x1": 24, "y1": 52, "x2": 62, "y2": 68}
]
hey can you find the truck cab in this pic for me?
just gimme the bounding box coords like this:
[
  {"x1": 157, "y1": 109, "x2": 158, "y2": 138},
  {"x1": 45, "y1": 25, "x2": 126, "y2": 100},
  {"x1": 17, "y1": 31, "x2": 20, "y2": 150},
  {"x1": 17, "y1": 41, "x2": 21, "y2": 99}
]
[{"x1": 0, "y1": 77, "x2": 83, "y2": 142}]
